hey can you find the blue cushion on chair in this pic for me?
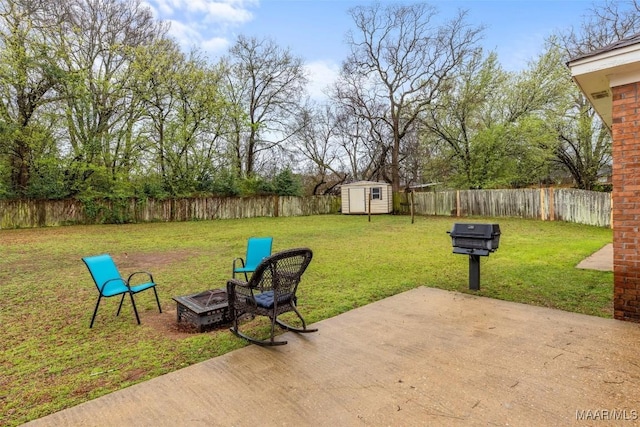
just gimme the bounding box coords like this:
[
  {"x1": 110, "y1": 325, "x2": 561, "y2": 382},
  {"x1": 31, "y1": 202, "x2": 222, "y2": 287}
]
[{"x1": 252, "y1": 291, "x2": 292, "y2": 309}]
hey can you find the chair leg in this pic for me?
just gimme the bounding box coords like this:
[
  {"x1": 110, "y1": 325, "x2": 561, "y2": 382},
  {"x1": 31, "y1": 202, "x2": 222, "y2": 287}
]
[
  {"x1": 227, "y1": 287, "x2": 237, "y2": 332},
  {"x1": 129, "y1": 292, "x2": 141, "y2": 325},
  {"x1": 269, "y1": 315, "x2": 278, "y2": 344},
  {"x1": 90, "y1": 295, "x2": 103, "y2": 328},
  {"x1": 116, "y1": 293, "x2": 126, "y2": 316},
  {"x1": 229, "y1": 306, "x2": 237, "y2": 331},
  {"x1": 229, "y1": 306, "x2": 242, "y2": 337},
  {"x1": 275, "y1": 305, "x2": 318, "y2": 334},
  {"x1": 152, "y1": 286, "x2": 162, "y2": 313},
  {"x1": 228, "y1": 307, "x2": 288, "y2": 346}
]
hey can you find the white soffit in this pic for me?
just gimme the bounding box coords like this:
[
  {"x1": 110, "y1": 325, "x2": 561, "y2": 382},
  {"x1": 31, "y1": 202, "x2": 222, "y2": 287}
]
[{"x1": 569, "y1": 43, "x2": 640, "y2": 130}]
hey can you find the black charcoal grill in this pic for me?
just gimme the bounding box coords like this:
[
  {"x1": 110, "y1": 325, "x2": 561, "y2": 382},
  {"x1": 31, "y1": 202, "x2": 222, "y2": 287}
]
[{"x1": 447, "y1": 223, "x2": 500, "y2": 290}]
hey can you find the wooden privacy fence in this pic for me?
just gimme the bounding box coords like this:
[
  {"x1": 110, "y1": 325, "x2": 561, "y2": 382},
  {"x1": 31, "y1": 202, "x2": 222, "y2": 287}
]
[
  {"x1": 395, "y1": 188, "x2": 612, "y2": 228},
  {"x1": 0, "y1": 188, "x2": 611, "y2": 229},
  {"x1": 0, "y1": 195, "x2": 341, "y2": 229}
]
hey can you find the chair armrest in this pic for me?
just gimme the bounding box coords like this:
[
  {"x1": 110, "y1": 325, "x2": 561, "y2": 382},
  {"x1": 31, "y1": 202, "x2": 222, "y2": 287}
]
[
  {"x1": 227, "y1": 278, "x2": 254, "y2": 308},
  {"x1": 127, "y1": 271, "x2": 155, "y2": 285},
  {"x1": 99, "y1": 277, "x2": 128, "y2": 293},
  {"x1": 227, "y1": 278, "x2": 251, "y2": 293},
  {"x1": 232, "y1": 257, "x2": 246, "y2": 271}
]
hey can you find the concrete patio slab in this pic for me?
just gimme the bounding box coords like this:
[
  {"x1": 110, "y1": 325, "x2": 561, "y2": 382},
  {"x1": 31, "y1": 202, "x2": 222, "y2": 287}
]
[
  {"x1": 24, "y1": 287, "x2": 640, "y2": 426},
  {"x1": 576, "y1": 243, "x2": 613, "y2": 272}
]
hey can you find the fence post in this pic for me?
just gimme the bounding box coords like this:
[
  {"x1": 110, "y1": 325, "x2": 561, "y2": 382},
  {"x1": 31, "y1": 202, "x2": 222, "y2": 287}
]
[
  {"x1": 610, "y1": 192, "x2": 614, "y2": 228},
  {"x1": 410, "y1": 190, "x2": 415, "y2": 224}
]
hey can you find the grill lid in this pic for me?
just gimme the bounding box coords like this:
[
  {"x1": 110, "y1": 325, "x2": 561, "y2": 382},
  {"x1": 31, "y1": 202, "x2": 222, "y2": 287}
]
[
  {"x1": 448, "y1": 223, "x2": 500, "y2": 238},
  {"x1": 447, "y1": 223, "x2": 501, "y2": 256}
]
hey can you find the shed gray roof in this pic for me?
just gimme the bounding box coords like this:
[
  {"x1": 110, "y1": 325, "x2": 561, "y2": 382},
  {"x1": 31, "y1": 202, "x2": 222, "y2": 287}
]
[{"x1": 342, "y1": 180, "x2": 390, "y2": 186}]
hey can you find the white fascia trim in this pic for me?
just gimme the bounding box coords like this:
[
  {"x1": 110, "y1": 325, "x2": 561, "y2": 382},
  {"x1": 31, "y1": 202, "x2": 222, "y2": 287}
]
[{"x1": 570, "y1": 45, "x2": 640, "y2": 77}]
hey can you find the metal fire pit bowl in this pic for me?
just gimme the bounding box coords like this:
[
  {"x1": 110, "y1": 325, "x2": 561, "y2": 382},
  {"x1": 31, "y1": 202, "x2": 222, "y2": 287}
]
[{"x1": 173, "y1": 289, "x2": 230, "y2": 332}]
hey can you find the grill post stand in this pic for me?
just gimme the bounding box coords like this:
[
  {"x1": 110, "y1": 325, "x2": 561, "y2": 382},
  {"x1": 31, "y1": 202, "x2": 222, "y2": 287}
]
[{"x1": 468, "y1": 255, "x2": 481, "y2": 291}]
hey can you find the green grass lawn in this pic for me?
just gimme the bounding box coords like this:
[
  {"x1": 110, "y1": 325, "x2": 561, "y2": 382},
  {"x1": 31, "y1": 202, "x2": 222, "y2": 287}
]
[{"x1": 0, "y1": 214, "x2": 613, "y2": 426}]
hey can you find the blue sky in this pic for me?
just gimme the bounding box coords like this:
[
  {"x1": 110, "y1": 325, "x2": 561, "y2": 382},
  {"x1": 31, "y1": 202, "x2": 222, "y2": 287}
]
[{"x1": 143, "y1": 0, "x2": 598, "y2": 98}]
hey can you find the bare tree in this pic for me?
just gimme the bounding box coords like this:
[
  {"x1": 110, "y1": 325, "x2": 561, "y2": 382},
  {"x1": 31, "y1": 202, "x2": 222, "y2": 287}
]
[
  {"x1": 333, "y1": 3, "x2": 483, "y2": 191},
  {"x1": 289, "y1": 102, "x2": 348, "y2": 194},
  {"x1": 336, "y1": 104, "x2": 389, "y2": 182},
  {"x1": 562, "y1": 0, "x2": 640, "y2": 58},
  {"x1": 552, "y1": 94, "x2": 611, "y2": 190},
  {"x1": 223, "y1": 35, "x2": 307, "y2": 178}
]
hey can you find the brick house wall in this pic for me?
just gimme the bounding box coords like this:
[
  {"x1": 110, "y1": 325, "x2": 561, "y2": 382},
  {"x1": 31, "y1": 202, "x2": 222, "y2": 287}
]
[
  {"x1": 612, "y1": 82, "x2": 640, "y2": 321},
  {"x1": 568, "y1": 33, "x2": 640, "y2": 322}
]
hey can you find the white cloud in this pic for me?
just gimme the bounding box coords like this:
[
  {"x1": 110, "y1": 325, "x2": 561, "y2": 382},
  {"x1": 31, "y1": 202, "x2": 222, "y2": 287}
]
[
  {"x1": 164, "y1": 19, "x2": 203, "y2": 48},
  {"x1": 144, "y1": 0, "x2": 258, "y2": 58},
  {"x1": 147, "y1": 0, "x2": 174, "y2": 15},
  {"x1": 200, "y1": 0, "x2": 256, "y2": 24},
  {"x1": 146, "y1": 0, "x2": 257, "y2": 24},
  {"x1": 305, "y1": 60, "x2": 340, "y2": 101},
  {"x1": 201, "y1": 37, "x2": 231, "y2": 55}
]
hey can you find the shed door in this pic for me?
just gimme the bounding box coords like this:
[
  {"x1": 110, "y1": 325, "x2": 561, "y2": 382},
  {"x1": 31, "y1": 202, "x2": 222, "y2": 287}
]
[{"x1": 349, "y1": 188, "x2": 366, "y2": 213}]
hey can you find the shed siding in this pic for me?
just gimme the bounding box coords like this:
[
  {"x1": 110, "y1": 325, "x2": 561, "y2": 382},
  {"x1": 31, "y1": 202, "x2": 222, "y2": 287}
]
[{"x1": 341, "y1": 181, "x2": 392, "y2": 214}]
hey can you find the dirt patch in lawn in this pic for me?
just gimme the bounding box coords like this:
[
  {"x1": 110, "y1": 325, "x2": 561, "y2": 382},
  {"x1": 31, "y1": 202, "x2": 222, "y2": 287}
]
[
  {"x1": 142, "y1": 309, "x2": 209, "y2": 339},
  {"x1": 109, "y1": 250, "x2": 197, "y2": 272},
  {"x1": 143, "y1": 302, "x2": 233, "y2": 340}
]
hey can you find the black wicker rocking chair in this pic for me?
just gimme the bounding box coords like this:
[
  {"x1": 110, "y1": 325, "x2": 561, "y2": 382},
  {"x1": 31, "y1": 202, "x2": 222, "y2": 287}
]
[{"x1": 227, "y1": 247, "x2": 318, "y2": 346}]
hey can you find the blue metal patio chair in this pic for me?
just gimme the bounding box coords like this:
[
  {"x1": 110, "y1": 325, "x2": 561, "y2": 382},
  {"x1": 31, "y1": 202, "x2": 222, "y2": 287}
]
[
  {"x1": 232, "y1": 237, "x2": 273, "y2": 280},
  {"x1": 82, "y1": 253, "x2": 162, "y2": 328}
]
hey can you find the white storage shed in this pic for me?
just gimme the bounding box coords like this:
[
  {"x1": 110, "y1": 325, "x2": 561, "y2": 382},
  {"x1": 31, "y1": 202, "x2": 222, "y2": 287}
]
[{"x1": 341, "y1": 181, "x2": 393, "y2": 214}]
